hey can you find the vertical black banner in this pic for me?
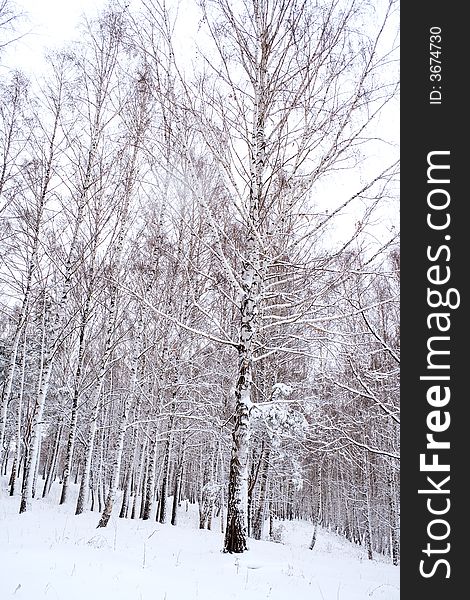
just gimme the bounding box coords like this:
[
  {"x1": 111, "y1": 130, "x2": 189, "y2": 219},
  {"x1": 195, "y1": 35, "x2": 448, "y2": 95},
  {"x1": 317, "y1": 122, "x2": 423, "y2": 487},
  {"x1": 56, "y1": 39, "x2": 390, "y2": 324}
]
[{"x1": 401, "y1": 2, "x2": 466, "y2": 597}]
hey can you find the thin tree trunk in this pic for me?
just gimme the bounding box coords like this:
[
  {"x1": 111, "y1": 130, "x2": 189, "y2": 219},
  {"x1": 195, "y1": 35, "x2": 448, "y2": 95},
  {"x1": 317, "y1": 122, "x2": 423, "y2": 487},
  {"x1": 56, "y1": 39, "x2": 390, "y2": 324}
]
[
  {"x1": 119, "y1": 465, "x2": 132, "y2": 519},
  {"x1": 119, "y1": 427, "x2": 140, "y2": 519},
  {"x1": 75, "y1": 399, "x2": 100, "y2": 515},
  {"x1": 76, "y1": 252, "x2": 121, "y2": 516},
  {"x1": 363, "y1": 450, "x2": 373, "y2": 560},
  {"x1": 9, "y1": 330, "x2": 27, "y2": 496},
  {"x1": 252, "y1": 444, "x2": 270, "y2": 540},
  {"x1": 158, "y1": 409, "x2": 175, "y2": 524},
  {"x1": 60, "y1": 281, "x2": 93, "y2": 505},
  {"x1": 309, "y1": 462, "x2": 322, "y2": 550},
  {"x1": 42, "y1": 422, "x2": 62, "y2": 497},
  {"x1": 31, "y1": 434, "x2": 42, "y2": 500},
  {"x1": 0, "y1": 324, "x2": 25, "y2": 465},
  {"x1": 140, "y1": 449, "x2": 150, "y2": 520},
  {"x1": 19, "y1": 356, "x2": 53, "y2": 513},
  {"x1": 388, "y1": 466, "x2": 399, "y2": 565},
  {"x1": 132, "y1": 434, "x2": 147, "y2": 520},
  {"x1": 98, "y1": 268, "x2": 149, "y2": 527},
  {"x1": 171, "y1": 451, "x2": 184, "y2": 527},
  {"x1": 142, "y1": 429, "x2": 158, "y2": 520},
  {"x1": 220, "y1": 484, "x2": 225, "y2": 534},
  {"x1": 97, "y1": 414, "x2": 128, "y2": 527}
]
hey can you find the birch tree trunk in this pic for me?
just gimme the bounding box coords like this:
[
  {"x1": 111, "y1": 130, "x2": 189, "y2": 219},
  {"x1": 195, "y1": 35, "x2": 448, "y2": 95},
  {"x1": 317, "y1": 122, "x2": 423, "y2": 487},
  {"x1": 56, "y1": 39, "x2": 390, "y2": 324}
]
[
  {"x1": 223, "y1": 62, "x2": 264, "y2": 554},
  {"x1": 309, "y1": 462, "x2": 323, "y2": 550},
  {"x1": 223, "y1": 339, "x2": 255, "y2": 552},
  {"x1": 171, "y1": 449, "x2": 184, "y2": 527},
  {"x1": 119, "y1": 420, "x2": 141, "y2": 519},
  {"x1": 18, "y1": 79, "x2": 65, "y2": 513},
  {"x1": 252, "y1": 444, "x2": 270, "y2": 540},
  {"x1": 42, "y1": 422, "x2": 62, "y2": 498},
  {"x1": 0, "y1": 324, "x2": 26, "y2": 466},
  {"x1": 388, "y1": 464, "x2": 399, "y2": 565},
  {"x1": 59, "y1": 95, "x2": 103, "y2": 505},
  {"x1": 142, "y1": 430, "x2": 158, "y2": 520},
  {"x1": 131, "y1": 434, "x2": 148, "y2": 520},
  {"x1": 97, "y1": 311, "x2": 145, "y2": 527},
  {"x1": 75, "y1": 164, "x2": 132, "y2": 515},
  {"x1": 97, "y1": 406, "x2": 129, "y2": 527},
  {"x1": 9, "y1": 329, "x2": 27, "y2": 496},
  {"x1": 158, "y1": 407, "x2": 175, "y2": 524},
  {"x1": 59, "y1": 283, "x2": 93, "y2": 505},
  {"x1": 363, "y1": 449, "x2": 373, "y2": 560}
]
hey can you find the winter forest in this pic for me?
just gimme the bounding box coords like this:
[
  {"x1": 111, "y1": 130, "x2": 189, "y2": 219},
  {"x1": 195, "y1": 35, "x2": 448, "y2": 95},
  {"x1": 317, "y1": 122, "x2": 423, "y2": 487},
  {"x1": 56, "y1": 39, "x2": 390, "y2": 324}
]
[{"x1": 0, "y1": 0, "x2": 399, "y2": 598}]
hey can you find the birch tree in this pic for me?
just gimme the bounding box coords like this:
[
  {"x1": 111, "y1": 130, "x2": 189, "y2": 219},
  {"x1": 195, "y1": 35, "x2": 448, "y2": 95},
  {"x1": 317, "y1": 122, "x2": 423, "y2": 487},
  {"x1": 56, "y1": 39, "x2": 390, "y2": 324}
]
[{"x1": 186, "y1": 0, "x2": 398, "y2": 553}]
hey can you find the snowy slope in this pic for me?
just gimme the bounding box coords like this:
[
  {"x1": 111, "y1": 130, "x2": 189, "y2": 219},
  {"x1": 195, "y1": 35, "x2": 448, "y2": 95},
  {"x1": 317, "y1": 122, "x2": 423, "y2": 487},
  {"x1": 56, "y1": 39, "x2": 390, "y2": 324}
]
[{"x1": 0, "y1": 482, "x2": 399, "y2": 600}]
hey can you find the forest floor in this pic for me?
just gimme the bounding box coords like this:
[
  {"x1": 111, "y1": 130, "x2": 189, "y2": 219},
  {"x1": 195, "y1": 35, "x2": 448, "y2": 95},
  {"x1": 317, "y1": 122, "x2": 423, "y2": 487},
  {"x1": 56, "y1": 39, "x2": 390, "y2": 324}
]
[{"x1": 0, "y1": 480, "x2": 399, "y2": 600}]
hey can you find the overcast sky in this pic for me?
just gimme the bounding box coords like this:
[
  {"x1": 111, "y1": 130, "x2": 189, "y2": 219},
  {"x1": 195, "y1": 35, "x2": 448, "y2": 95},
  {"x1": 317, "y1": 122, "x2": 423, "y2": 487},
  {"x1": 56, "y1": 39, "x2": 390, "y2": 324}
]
[{"x1": 2, "y1": 0, "x2": 108, "y2": 74}]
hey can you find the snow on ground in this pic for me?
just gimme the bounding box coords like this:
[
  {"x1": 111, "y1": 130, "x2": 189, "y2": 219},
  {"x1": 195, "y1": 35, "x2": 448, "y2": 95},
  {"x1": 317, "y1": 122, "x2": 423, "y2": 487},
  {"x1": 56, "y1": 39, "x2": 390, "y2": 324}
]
[{"x1": 0, "y1": 480, "x2": 399, "y2": 600}]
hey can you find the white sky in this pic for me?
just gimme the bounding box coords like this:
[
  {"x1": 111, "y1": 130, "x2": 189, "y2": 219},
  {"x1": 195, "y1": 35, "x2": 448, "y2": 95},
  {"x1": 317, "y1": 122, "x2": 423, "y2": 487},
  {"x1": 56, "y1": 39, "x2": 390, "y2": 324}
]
[{"x1": 2, "y1": 0, "x2": 108, "y2": 74}]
